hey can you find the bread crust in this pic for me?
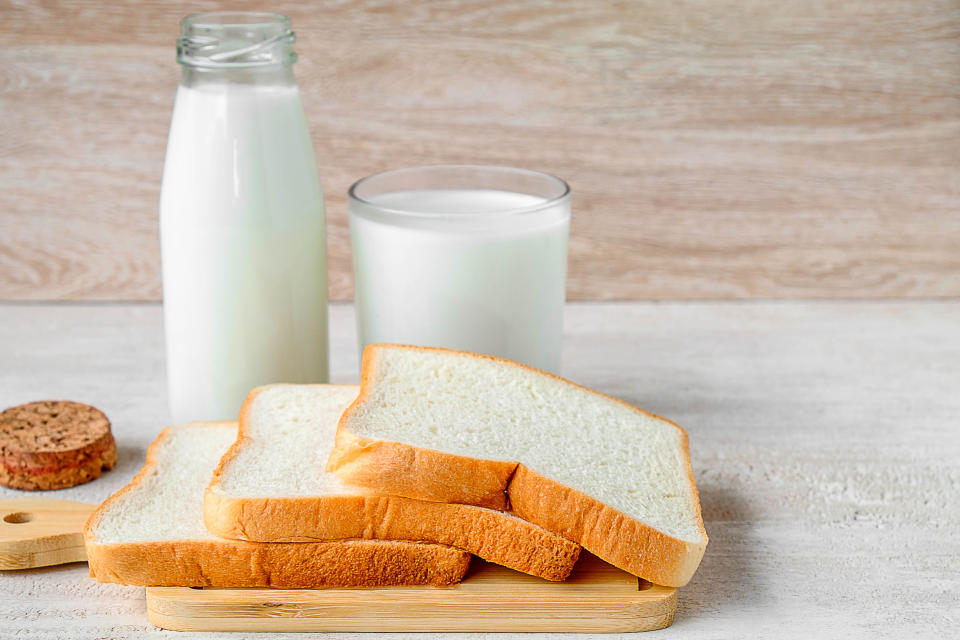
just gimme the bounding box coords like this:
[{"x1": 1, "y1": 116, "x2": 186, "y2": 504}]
[
  {"x1": 328, "y1": 344, "x2": 708, "y2": 588},
  {"x1": 205, "y1": 386, "x2": 581, "y2": 582},
  {"x1": 84, "y1": 538, "x2": 470, "y2": 588},
  {"x1": 205, "y1": 488, "x2": 580, "y2": 582},
  {"x1": 509, "y1": 466, "x2": 705, "y2": 587},
  {"x1": 83, "y1": 423, "x2": 470, "y2": 588},
  {"x1": 327, "y1": 429, "x2": 514, "y2": 510}
]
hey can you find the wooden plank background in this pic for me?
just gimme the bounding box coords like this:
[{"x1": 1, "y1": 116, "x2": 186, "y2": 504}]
[{"x1": 1, "y1": 0, "x2": 959, "y2": 301}]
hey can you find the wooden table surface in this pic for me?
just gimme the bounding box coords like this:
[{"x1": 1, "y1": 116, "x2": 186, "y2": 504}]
[{"x1": 0, "y1": 300, "x2": 957, "y2": 638}]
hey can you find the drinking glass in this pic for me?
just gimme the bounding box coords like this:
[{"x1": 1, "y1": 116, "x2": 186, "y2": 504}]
[{"x1": 348, "y1": 165, "x2": 570, "y2": 373}]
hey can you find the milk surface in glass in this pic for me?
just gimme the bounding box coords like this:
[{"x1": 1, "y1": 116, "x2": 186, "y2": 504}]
[
  {"x1": 350, "y1": 183, "x2": 569, "y2": 373},
  {"x1": 161, "y1": 14, "x2": 328, "y2": 423}
]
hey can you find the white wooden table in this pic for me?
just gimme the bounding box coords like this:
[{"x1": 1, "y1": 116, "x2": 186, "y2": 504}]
[{"x1": 1, "y1": 301, "x2": 957, "y2": 639}]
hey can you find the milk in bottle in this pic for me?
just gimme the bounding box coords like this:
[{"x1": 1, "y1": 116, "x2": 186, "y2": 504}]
[{"x1": 160, "y1": 12, "x2": 329, "y2": 422}]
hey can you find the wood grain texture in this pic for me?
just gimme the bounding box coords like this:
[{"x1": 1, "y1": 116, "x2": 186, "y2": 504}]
[
  {"x1": 0, "y1": 300, "x2": 957, "y2": 638},
  {"x1": 0, "y1": 498, "x2": 94, "y2": 570},
  {"x1": 145, "y1": 554, "x2": 675, "y2": 633},
  {"x1": 1, "y1": 1, "x2": 958, "y2": 301}
]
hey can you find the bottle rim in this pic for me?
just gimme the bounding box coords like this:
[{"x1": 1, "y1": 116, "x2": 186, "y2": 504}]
[{"x1": 177, "y1": 12, "x2": 296, "y2": 69}]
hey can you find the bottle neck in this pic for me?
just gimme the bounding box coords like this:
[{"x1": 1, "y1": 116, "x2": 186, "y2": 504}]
[
  {"x1": 176, "y1": 12, "x2": 297, "y2": 88},
  {"x1": 179, "y1": 63, "x2": 296, "y2": 88}
]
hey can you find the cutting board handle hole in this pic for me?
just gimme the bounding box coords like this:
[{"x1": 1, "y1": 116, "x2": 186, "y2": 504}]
[{"x1": 3, "y1": 512, "x2": 34, "y2": 524}]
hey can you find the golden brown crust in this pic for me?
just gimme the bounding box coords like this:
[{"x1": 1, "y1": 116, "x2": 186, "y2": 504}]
[
  {"x1": 205, "y1": 488, "x2": 580, "y2": 582},
  {"x1": 83, "y1": 422, "x2": 470, "y2": 588},
  {"x1": 327, "y1": 438, "x2": 702, "y2": 585},
  {"x1": 508, "y1": 466, "x2": 705, "y2": 587},
  {"x1": 327, "y1": 429, "x2": 515, "y2": 510},
  {"x1": 328, "y1": 344, "x2": 708, "y2": 588},
  {"x1": 0, "y1": 401, "x2": 117, "y2": 490},
  {"x1": 85, "y1": 538, "x2": 470, "y2": 588},
  {"x1": 208, "y1": 386, "x2": 580, "y2": 582}
]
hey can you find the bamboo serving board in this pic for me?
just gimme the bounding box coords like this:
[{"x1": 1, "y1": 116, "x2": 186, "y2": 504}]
[
  {"x1": 146, "y1": 553, "x2": 677, "y2": 633},
  {"x1": 1, "y1": 498, "x2": 677, "y2": 632},
  {"x1": 0, "y1": 498, "x2": 94, "y2": 570}
]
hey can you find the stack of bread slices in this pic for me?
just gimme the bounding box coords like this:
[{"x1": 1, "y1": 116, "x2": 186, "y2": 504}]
[{"x1": 84, "y1": 345, "x2": 707, "y2": 589}]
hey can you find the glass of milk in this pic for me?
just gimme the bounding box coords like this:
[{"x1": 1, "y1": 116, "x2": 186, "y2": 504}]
[
  {"x1": 349, "y1": 166, "x2": 570, "y2": 373},
  {"x1": 160, "y1": 13, "x2": 329, "y2": 423}
]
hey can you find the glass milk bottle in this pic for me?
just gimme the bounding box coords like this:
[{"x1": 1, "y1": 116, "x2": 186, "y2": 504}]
[{"x1": 160, "y1": 12, "x2": 329, "y2": 423}]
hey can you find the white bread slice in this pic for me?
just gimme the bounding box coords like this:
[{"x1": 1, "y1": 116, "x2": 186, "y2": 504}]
[
  {"x1": 204, "y1": 384, "x2": 581, "y2": 581},
  {"x1": 83, "y1": 422, "x2": 470, "y2": 588},
  {"x1": 327, "y1": 345, "x2": 708, "y2": 588}
]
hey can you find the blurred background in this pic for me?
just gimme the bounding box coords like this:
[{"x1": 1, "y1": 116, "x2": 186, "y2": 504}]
[{"x1": 2, "y1": 0, "x2": 958, "y2": 302}]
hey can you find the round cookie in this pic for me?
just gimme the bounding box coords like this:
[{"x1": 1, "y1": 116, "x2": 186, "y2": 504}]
[{"x1": 0, "y1": 401, "x2": 117, "y2": 490}]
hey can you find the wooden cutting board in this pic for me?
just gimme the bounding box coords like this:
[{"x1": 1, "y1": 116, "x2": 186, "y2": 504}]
[
  {"x1": 0, "y1": 498, "x2": 94, "y2": 570},
  {"x1": 146, "y1": 553, "x2": 677, "y2": 633},
  {"x1": 1, "y1": 498, "x2": 677, "y2": 632}
]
